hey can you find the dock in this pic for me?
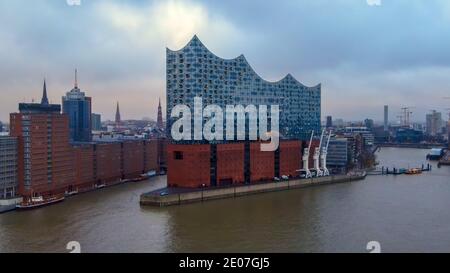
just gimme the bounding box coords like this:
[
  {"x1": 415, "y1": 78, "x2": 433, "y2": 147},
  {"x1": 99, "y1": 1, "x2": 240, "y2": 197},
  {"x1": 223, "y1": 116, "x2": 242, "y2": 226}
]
[
  {"x1": 438, "y1": 151, "x2": 450, "y2": 167},
  {"x1": 367, "y1": 164, "x2": 432, "y2": 175},
  {"x1": 140, "y1": 173, "x2": 366, "y2": 207}
]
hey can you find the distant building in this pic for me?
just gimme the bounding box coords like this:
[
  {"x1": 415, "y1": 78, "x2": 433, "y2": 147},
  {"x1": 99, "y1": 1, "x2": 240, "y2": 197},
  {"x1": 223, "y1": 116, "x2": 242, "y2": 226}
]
[
  {"x1": 326, "y1": 116, "x2": 333, "y2": 128},
  {"x1": 364, "y1": 118, "x2": 374, "y2": 131},
  {"x1": 62, "y1": 70, "x2": 92, "y2": 142},
  {"x1": 115, "y1": 102, "x2": 121, "y2": 126},
  {"x1": 0, "y1": 121, "x2": 3, "y2": 132},
  {"x1": 327, "y1": 138, "x2": 348, "y2": 173},
  {"x1": 448, "y1": 120, "x2": 450, "y2": 147},
  {"x1": 0, "y1": 136, "x2": 18, "y2": 199},
  {"x1": 426, "y1": 110, "x2": 443, "y2": 137},
  {"x1": 10, "y1": 80, "x2": 74, "y2": 198},
  {"x1": 373, "y1": 126, "x2": 389, "y2": 143},
  {"x1": 157, "y1": 98, "x2": 164, "y2": 131},
  {"x1": 334, "y1": 118, "x2": 344, "y2": 128},
  {"x1": 384, "y1": 105, "x2": 389, "y2": 131},
  {"x1": 91, "y1": 113, "x2": 102, "y2": 131},
  {"x1": 395, "y1": 128, "x2": 424, "y2": 143},
  {"x1": 343, "y1": 127, "x2": 374, "y2": 146}
]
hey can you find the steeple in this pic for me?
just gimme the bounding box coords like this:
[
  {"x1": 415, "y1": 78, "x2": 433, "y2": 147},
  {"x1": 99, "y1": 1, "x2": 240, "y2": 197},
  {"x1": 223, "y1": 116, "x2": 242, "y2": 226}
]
[
  {"x1": 115, "y1": 101, "x2": 121, "y2": 124},
  {"x1": 157, "y1": 97, "x2": 163, "y2": 130},
  {"x1": 41, "y1": 79, "x2": 49, "y2": 105}
]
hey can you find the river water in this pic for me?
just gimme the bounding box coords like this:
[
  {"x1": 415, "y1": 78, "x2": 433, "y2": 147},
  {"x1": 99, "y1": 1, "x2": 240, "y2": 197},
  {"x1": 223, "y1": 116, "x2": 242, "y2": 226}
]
[{"x1": 1, "y1": 147, "x2": 450, "y2": 253}]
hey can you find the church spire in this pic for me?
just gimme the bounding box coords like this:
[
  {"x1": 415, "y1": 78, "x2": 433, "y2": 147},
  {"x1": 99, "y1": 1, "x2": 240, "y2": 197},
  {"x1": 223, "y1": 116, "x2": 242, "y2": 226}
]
[
  {"x1": 157, "y1": 97, "x2": 163, "y2": 130},
  {"x1": 115, "y1": 101, "x2": 121, "y2": 124},
  {"x1": 41, "y1": 79, "x2": 49, "y2": 105}
]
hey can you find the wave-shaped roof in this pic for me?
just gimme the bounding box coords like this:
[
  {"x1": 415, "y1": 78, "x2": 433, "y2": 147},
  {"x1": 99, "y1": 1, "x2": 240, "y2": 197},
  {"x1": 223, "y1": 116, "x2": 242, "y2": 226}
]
[{"x1": 167, "y1": 35, "x2": 321, "y2": 89}]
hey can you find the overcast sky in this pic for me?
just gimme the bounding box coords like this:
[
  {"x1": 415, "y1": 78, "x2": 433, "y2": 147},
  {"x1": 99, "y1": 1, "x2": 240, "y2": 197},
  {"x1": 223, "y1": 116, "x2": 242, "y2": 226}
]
[{"x1": 1, "y1": 0, "x2": 450, "y2": 123}]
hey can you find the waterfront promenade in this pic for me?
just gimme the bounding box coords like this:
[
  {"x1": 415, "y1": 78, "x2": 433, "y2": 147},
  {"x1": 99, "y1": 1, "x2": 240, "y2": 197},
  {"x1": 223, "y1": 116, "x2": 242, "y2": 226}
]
[{"x1": 140, "y1": 173, "x2": 366, "y2": 207}]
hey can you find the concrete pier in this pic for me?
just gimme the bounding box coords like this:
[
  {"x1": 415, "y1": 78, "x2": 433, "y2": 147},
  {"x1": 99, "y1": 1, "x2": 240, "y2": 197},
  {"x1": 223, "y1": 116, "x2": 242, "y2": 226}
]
[
  {"x1": 140, "y1": 173, "x2": 366, "y2": 207},
  {"x1": 0, "y1": 197, "x2": 22, "y2": 213}
]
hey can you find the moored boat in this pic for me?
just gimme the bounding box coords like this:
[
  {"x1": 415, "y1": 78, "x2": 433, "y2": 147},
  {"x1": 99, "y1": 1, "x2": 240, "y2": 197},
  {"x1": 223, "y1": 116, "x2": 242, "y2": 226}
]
[
  {"x1": 65, "y1": 189, "x2": 79, "y2": 196},
  {"x1": 16, "y1": 195, "x2": 65, "y2": 210},
  {"x1": 95, "y1": 183, "x2": 106, "y2": 189},
  {"x1": 405, "y1": 168, "x2": 422, "y2": 175}
]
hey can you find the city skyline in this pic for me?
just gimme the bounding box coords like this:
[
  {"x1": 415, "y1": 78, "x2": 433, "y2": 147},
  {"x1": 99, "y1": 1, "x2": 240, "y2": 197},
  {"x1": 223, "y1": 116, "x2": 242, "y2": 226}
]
[{"x1": 1, "y1": 0, "x2": 450, "y2": 122}]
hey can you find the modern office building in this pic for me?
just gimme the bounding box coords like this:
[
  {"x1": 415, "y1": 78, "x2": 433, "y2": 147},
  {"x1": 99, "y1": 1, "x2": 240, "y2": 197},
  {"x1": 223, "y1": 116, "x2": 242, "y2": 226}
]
[
  {"x1": 62, "y1": 70, "x2": 92, "y2": 142},
  {"x1": 343, "y1": 127, "x2": 374, "y2": 146},
  {"x1": 166, "y1": 36, "x2": 322, "y2": 187},
  {"x1": 395, "y1": 128, "x2": 424, "y2": 143},
  {"x1": 10, "y1": 80, "x2": 75, "y2": 198},
  {"x1": 426, "y1": 110, "x2": 443, "y2": 137},
  {"x1": 327, "y1": 138, "x2": 348, "y2": 173},
  {"x1": 326, "y1": 116, "x2": 333, "y2": 128},
  {"x1": 0, "y1": 136, "x2": 18, "y2": 199},
  {"x1": 91, "y1": 113, "x2": 102, "y2": 131},
  {"x1": 384, "y1": 105, "x2": 389, "y2": 131},
  {"x1": 166, "y1": 35, "x2": 321, "y2": 141},
  {"x1": 364, "y1": 119, "x2": 374, "y2": 131}
]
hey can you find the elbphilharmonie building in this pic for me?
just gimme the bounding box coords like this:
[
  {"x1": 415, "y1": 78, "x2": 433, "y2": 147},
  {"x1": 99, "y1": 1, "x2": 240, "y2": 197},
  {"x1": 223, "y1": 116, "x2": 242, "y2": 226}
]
[{"x1": 166, "y1": 35, "x2": 321, "y2": 141}]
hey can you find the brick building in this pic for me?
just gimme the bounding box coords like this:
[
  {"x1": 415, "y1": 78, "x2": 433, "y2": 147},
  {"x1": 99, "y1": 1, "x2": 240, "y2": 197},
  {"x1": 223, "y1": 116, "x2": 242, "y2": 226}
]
[
  {"x1": 216, "y1": 143, "x2": 245, "y2": 186},
  {"x1": 167, "y1": 140, "x2": 305, "y2": 188},
  {"x1": 10, "y1": 82, "x2": 160, "y2": 199},
  {"x1": 10, "y1": 81, "x2": 74, "y2": 198}
]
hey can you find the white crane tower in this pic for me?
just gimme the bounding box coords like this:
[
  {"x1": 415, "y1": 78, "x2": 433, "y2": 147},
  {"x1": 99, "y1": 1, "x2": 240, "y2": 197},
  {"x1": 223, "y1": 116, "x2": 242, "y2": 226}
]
[
  {"x1": 300, "y1": 131, "x2": 314, "y2": 179},
  {"x1": 313, "y1": 130, "x2": 325, "y2": 177},
  {"x1": 321, "y1": 132, "x2": 331, "y2": 176}
]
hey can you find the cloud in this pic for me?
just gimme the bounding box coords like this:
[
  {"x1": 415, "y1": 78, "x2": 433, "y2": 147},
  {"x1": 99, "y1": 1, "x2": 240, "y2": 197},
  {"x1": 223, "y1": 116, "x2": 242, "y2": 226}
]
[
  {"x1": 96, "y1": 0, "x2": 245, "y2": 51},
  {"x1": 1, "y1": 0, "x2": 450, "y2": 123},
  {"x1": 367, "y1": 0, "x2": 382, "y2": 6}
]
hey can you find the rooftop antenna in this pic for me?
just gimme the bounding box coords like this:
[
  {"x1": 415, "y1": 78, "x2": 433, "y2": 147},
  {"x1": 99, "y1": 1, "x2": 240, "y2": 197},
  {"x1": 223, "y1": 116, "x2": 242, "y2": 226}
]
[{"x1": 75, "y1": 69, "x2": 78, "y2": 89}]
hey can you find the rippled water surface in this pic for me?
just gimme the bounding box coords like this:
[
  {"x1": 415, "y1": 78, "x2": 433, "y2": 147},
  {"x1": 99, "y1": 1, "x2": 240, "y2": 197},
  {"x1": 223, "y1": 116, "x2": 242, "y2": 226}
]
[{"x1": 1, "y1": 148, "x2": 450, "y2": 253}]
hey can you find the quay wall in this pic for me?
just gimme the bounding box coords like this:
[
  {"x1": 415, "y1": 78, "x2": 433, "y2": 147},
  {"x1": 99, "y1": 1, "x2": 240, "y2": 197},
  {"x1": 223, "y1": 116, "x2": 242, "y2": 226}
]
[{"x1": 140, "y1": 174, "x2": 366, "y2": 207}]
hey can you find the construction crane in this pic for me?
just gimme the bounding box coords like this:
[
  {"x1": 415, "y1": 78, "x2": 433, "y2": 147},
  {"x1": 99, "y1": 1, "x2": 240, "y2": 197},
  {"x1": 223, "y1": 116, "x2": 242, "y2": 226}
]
[
  {"x1": 321, "y1": 131, "x2": 332, "y2": 176},
  {"x1": 400, "y1": 106, "x2": 415, "y2": 127},
  {"x1": 396, "y1": 114, "x2": 404, "y2": 126},
  {"x1": 313, "y1": 129, "x2": 325, "y2": 177},
  {"x1": 299, "y1": 131, "x2": 314, "y2": 179}
]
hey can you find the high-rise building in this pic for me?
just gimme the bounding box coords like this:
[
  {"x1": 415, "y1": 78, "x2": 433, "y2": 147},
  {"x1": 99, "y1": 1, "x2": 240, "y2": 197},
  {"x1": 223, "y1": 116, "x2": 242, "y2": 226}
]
[
  {"x1": 426, "y1": 110, "x2": 443, "y2": 137},
  {"x1": 62, "y1": 70, "x2": 92, "y2": 142},
  {"x1": 0, "y1": 136, "x2": 18, "y2": 199},
  {"x1": 10, "y1": 80, "x2": 74, "y2": 198},
  {"x1": 157, "y1": 98, "x2": 164, "y2": 130},
  {"x1": 326, "y1": 116, "x2": 333, "y2": 128},
  {"x1": 166, "y1": 35, "x2": 321, "y2": 141},
  {"x1": 384, "y1": 105, "x2": 389, "y2": 131},
  {"x1": 364, "y1": 118, "x2": 374, "y2": 131},
  {"x1": 91, "y1": 113, "x2": 102, "y2": 131},
  {"x1": 0, "y1": 121, "x2": 3, "y2": 132}
]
